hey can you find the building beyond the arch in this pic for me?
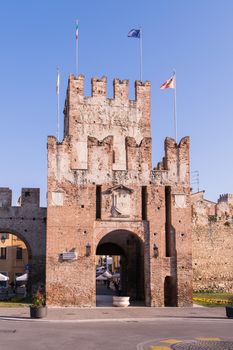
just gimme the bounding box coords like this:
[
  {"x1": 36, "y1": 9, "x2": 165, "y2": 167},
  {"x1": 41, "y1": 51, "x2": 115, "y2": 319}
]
[{"x1": 46, "y1": 75, "x2": 193, "y2": 307}]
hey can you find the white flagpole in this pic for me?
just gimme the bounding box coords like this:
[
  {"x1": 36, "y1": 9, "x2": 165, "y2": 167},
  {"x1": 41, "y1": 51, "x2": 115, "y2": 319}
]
[
  {"x1": 76, "y1": 19, "x2": 79, "y2": 76},
  {"x1": 140, "y1": 28, "x2": 143, "y2": 81},
  {"x1": 173, "y1": 70, "x2": 177, "y2": 142},
  {"x1": 56, "y1": 68, "x2": 60, "y2": 141}
]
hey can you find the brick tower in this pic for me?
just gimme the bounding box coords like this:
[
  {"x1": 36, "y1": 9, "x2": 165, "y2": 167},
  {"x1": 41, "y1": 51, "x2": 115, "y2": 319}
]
[{"x1": 46, "y1": 75, "x2": 192, "y2": 306}]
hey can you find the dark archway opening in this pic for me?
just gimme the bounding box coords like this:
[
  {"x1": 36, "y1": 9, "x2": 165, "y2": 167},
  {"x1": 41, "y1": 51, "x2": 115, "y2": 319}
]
[{"x1": 96, "y1": 230, "x2": 145, "y2": 306}]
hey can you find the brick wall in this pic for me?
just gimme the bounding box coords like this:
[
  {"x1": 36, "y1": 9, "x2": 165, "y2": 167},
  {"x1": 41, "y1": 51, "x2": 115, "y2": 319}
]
[{"x1": 46, "y1": 75, "x2": 192, "y2": 307}]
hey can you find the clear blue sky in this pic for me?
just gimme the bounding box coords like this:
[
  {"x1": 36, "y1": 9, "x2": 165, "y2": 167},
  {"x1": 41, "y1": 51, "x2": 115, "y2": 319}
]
[{"x1": 0, "y1": 1, "x2": 233, "y2": 206}]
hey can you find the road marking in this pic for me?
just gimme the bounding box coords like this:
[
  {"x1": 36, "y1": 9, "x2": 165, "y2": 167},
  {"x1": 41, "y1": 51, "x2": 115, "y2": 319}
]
[
  {"x1": 195, "y1": 337, "x2": 221, "y2": 341},
  {"x1": 137, "y1": 337, "x2": 231, "y2": 350},
  {"x1": 160, "y1": 339, "x2": 183, "y2": 344}
]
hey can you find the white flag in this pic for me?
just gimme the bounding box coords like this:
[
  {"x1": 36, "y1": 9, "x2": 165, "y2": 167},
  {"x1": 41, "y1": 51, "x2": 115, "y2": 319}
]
[
  {"x1": 56, "y1": 69, "x2": 60, "y2": 95},
  {"x1": 76, "y1": 19, "x2": 79, "y2": 40}
]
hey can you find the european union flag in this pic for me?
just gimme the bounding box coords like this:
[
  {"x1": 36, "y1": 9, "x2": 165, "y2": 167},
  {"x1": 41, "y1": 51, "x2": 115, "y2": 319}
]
[{"x1": 128, "y1": 29, "x2": 140, "y2": 38}]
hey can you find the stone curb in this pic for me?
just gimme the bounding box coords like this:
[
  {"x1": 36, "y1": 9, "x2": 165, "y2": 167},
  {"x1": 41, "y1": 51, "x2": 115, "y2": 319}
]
[{"x1": 0, "y1": 315, "x2": 230, "y2": 323}]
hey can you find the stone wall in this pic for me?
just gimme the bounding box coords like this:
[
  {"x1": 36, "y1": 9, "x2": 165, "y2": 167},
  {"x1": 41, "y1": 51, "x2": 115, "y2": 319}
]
[
  {"x1": 0, "y1": 187, "x2": 46, "y2": 291},
  {"x1": 192, "y1": 191, "x2": 233, "y2": 292}
]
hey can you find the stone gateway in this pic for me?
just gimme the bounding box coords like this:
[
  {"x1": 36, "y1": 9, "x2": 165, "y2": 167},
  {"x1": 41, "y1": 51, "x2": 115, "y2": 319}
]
[{"x1": 46, "y1": 75, "x2": 193, "y2": 307}]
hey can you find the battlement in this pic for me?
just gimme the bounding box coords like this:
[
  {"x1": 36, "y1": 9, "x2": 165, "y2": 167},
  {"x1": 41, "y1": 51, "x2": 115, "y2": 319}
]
[
  {"x1": 0, "y1": 187, "x2": 12, "y2": 207},
  {"x1": 160, "y1": 137, "x2": 190, "y2": 184},
  {"x1": 63, "y1": 74, "x2": 151, "y2": 142},
  {"x1": 0, "y1": 188, "x2": 41, "y2": 207},
  {"x1": 164, "y1": 137, "x2": 190, "y2": 166},
  {"x1": 68, "y1": 74, "x2": 150, "y2": 102},
  {"x1": 218, "y1": 193, "x2": 233, "y2": 204},
  {"x1": 20, "y1": 188, "x2": 40, "y2": 207}
]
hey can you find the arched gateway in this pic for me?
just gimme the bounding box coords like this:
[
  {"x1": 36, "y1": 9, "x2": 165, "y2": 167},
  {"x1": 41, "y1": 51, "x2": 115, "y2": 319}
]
[
  {"x1": 96, "y1": 230, "x2": 145, "y2": 302},
  {"x1": 0, "y1": 187, "x2": 46, "y2": 291},
  {"x1": 46, "y1": 75, "x2": 193, "y2": 307}
]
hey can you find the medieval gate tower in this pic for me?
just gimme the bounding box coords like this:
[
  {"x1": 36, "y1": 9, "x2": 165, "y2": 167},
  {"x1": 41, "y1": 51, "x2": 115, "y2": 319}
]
[{"x1": 46, "y1": 75, "x2": 192, "y2": 307}]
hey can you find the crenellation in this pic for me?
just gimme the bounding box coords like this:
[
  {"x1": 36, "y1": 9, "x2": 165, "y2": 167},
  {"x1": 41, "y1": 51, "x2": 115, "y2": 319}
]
[
  {"x1": 135, "y1": 80, "x2": 151, "y2": 98},
  {"x1": 71, "y1": 74, "x2": 85, "y2": 96},
  {"x1": 21, "y1": 188, "x2": 40, "y2": 207},
  {"x1": 164, "y1": 137, "x2": 177, "y2": 169},
  {"x1": 0, "y1": 187, "x2": 12, "y2": 207},
  {"x1": 135, "y1": 80, "x2": 151, "y2": 128},
  {"x1": 218, "y1": 193, "x2": 233, "y2": 205},
  {"x1": 91, "y1": 76, "x2": 107, "y2": 97},
  {"x1": 113, "y1": 78, "x2": 129, "y2": 101},
  {"x1": 164, "y1": 136, "x2": 190, "y2": 184},
  {"x1": 66, "y1": 74, "x2": 152, "y2": 108}
]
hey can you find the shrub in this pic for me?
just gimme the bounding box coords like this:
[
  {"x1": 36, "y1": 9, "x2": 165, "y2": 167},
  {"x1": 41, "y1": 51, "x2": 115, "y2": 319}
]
[{"x1": 31, "y1": 290, "x2": 46, "y2": 308}]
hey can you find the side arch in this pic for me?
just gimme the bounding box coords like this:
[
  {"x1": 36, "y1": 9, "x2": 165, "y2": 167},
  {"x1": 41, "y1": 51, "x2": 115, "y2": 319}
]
[
  {"x1": 0, "y1": 225, "x2": 45, "y2": 293},
  {"x1": 0, "y1": 228, "x2": 32, "y2": 259}
]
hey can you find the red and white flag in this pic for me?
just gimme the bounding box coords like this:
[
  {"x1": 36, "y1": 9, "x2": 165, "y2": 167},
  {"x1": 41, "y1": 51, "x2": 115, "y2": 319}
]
[{"x1": 160, "y1": 74, "x2": 176, "y2": 89}]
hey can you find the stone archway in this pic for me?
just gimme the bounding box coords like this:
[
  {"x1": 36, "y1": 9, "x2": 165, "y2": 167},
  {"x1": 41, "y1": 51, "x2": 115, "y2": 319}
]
[
  {"x1": 0, "y1": 229, "x2": 31, "y2": 291},
  {"x1": 0, "y1": 228, "x2": 32, "y2": 256},
  {"x1": 0, "y1": 188, "x2": 46, "y2": 289},
  {"x1": 0, "y1": 192, "x2": 46, "y2": 293},
  {"x1": 0, "y1": 227, "x2": 44, "y2": 293},
  {"x1": 96, "y1": 229, "x2": 145, "y2": 305}
]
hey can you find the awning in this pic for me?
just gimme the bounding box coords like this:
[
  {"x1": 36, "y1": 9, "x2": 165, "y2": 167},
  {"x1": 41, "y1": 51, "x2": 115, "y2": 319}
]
[
  {"x1": 102, "y1": 271, "x2": 112, "y2": 279},
  {"x1": 0, "y1": 273, "x2": 9, "y2": 281},
  {"x1": 16, "y1": 273, "x2": 28, "y2": 282},
  {"x1": 96, "y1": 274, "x2": 107, "y2": 281}
]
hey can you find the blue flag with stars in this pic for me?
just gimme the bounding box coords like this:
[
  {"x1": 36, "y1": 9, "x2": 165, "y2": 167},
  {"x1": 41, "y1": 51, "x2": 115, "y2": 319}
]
[{"x1": 128, "y1": 29, "x2": 140, "y2": 38}]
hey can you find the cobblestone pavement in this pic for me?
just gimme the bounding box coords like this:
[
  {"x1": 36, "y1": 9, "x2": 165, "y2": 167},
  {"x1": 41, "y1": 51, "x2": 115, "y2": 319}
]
[
  {"x1": 172, "y1": 340, "x2": 233, "y2": 350},
  {"x1": 138, "y1": 338, "x2": 233, "y2": 350}
]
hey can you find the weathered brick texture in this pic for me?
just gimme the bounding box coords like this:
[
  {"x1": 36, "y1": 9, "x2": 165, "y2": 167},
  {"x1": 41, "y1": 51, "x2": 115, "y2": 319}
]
[{"x1": 46, "y1": 75, "x2": 192, "y2": 307}]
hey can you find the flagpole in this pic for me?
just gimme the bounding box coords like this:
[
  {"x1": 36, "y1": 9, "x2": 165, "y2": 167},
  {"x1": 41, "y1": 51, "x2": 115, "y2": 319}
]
[
  {"x1": 76, "y1": 19, "x2": 78, "y2": 76},
  {"x1": 56, "y1": 68, "x2": 60, "y2": 141},
  {"x1": 140, "y1": 27, "x2": 143, "y2": 81},
  {"x1": 173, "y1": 70, "x2": 177, "y2": 142}
]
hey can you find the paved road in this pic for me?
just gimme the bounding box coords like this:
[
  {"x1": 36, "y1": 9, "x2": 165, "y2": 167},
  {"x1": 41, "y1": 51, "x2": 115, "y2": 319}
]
[{"x1": 0, "y1": 317, "x2": 233, "y2": 350}]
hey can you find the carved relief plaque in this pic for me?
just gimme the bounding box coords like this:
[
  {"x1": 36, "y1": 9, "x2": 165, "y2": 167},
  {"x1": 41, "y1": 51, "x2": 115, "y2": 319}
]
[{"x1": 103, "y1": 185, "x2": 133, "y2": 218}]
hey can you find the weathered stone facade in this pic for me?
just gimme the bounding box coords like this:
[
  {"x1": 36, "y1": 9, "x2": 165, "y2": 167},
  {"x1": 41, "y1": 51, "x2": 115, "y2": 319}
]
[
  {"x1": 46, "y1": 75, "x2": 193, "y2": 307},
  {"x1": 0, "y1": 187, "x2": 46, "y2": 290},
  {"x1": 192, "y1": 191, "x2": 233, "y2": 292}
]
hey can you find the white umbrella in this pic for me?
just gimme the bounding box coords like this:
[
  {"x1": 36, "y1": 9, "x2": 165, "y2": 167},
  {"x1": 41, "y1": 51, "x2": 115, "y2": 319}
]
[
  {"x1": 16, "y1": 273, "x2": 28, "y2": 282},
  {"x1": 0, "y1": 273, "x2": 9, "y2": 281},
  {"x1": 102, "y1": 271, "x2": 112, "y2": 279},
  {"x1": 96, "y1": 274, "x2": 107, "y2": 281}
]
